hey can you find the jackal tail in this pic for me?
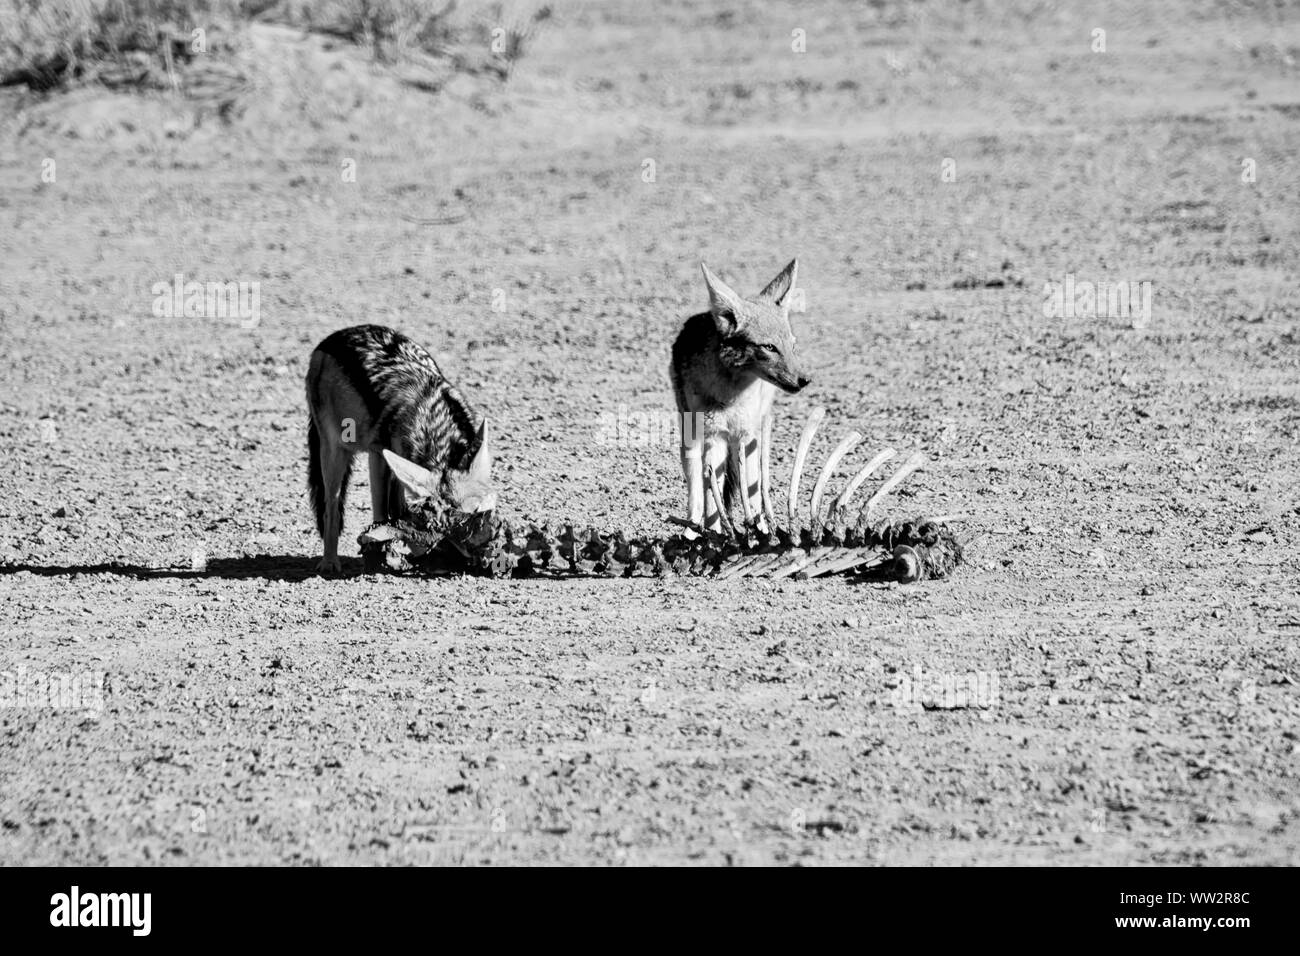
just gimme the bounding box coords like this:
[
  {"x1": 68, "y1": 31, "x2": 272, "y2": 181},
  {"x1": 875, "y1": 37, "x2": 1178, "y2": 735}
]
[{"x1": 307, "y1": 416, "x2": 351, "y2": 539}]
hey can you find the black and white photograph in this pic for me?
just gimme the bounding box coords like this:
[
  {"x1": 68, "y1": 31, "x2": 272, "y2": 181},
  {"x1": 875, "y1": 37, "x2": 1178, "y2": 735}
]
[{"x1": 0, "y1": 0, "x2": 1296, "y2": 902}]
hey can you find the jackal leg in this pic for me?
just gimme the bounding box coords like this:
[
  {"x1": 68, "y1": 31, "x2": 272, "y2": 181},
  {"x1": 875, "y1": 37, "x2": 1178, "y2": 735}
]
[
  {"x1": 387, "y1": 471, "x2": 405, "y2": 523},
  {"x1": 376, "y1": 447, "x2": 408, "y2": 524},
  {"x1": 368, "y1": 452, "x2": 390, "y2": 525},
  {"x1": 759, "y1": 414, "x2": 776, "y2": 529},
  {"x1": 680, "y1": 441, "x2": 705, "y2": 528},
  {"x1": 317, "y1": 439, "x2": 351, "y2": 574}
]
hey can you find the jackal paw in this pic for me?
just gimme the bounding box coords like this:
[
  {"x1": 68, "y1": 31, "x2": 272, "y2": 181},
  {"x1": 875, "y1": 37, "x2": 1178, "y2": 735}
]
[{"x1": 315, "y1": 556, "x2": 342, "y2": 575}]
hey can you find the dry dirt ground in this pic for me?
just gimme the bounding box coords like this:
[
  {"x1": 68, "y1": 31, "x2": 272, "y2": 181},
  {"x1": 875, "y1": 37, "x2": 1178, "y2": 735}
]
[{"x1": 1, "y1": 0, "x2": 1298, "y2": 865}]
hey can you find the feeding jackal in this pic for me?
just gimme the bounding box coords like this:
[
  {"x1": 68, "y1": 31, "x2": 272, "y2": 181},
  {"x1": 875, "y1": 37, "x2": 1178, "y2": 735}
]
[
  {"x1": 670, "y1": 259, "x2": 812, "y2": 533},
  {"x1": 305, "y1": 324, "x2": 495, "y2": 573}
]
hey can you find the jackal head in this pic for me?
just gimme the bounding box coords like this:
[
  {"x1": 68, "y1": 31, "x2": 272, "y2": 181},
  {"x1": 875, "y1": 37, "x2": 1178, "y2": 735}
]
[
  {"x1": 382, "y1": 422, "x2": 497, "y2": 514},
  {"x1": 701, "y1": 258, "x2": 812, "y2": 394}
]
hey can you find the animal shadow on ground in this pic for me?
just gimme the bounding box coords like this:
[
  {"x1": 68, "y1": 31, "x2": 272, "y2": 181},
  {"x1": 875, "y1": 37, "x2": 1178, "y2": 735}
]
[{"x1": 0, "y1": 555, "x2": 367, "y2": 582}]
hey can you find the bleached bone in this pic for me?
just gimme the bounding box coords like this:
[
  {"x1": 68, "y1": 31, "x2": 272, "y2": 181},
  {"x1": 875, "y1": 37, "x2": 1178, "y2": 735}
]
[
  {"x1": 716, "y1": 550, "x2": 775, "y2": 580},
  {"x1": 786, "y1": 406, "x2": 826, "y2": 530},
  {"x1": 861, "y1": 452, "x2": 927, "y2": 519},
  {"x1": 734, "y1": 550, "x2": 786, "y2": 578},
  {"x1": 769, "y1": 553, "x2": 811, "y2": 579},
  {"x1": 759, "y1": 422, "x2": 777, "y2": 530},
  {"x1": 705, "y1": 461, "x2": 737, "y2": 539},
  {"x1": 730, "y1": 440, "x2": 754, "y2": 527},
  {"x1": 772, "y1": 545, "x2": 834, "y2": 579},
  {"x1": 741, "y1": 548, "x2": 808, "y2": 578},
  {"x1": 795, "y1": 548, "x2": 890, "y2": 579},
  {"x1": 830, "y1": 448, "x2": 897, "y2": 519},
  {"x1": 809, "y1": 431, "x2": 862, "y2": 526}
]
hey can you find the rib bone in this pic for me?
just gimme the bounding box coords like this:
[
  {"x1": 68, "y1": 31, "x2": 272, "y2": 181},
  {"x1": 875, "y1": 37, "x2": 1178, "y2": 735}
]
[
  {"x1": 741, "y1": 548, "x2": 806, "y2": 578},
  {"x1": 786, "y1": 406, "x2": 826, "y2": 530},
  {"x1": 861, "y1": 452, "x2": 927, "y2": 519},
  {"x1": 795, "y1": 548, "x2": 891, "y2": 579},
  {"x1": 831, "y1": 448, "x2": 897, "y2": 519},
  {"x1": 705, "y1": 461, "x2": 737, "y2": 539},
  {"x1": 730, "y1": 440, "x2": 754, "y2": 527},
  {"x1": 716, "y1": 550, "x2": 773, "y2": 580},
  {"x1": 809, "y1": 431, "x2": 862, "y2": 526},
  {"x1": 772, "y1": 545, "x2": 834, "y2": 578}
]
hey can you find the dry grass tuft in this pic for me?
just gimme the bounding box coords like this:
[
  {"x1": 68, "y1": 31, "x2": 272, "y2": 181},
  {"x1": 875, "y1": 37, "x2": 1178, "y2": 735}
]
[{"x1": 0, "y1": 0, "x2": 549, "y2": 94}]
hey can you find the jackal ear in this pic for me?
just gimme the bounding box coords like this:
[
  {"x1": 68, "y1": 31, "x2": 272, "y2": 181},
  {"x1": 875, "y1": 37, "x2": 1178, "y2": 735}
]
[
  {"x1": 382, "y1": 449, "x2": 439, "y2": 503},
  {"x1": 759, "y1": 258, "x2": 798, "y2": 310},
  {"x1": 468, "y1": 421, "x2": 491, "y2": 479},
  {"x1": 701, "y1": 262, "x2": 745, "y2": 333}
]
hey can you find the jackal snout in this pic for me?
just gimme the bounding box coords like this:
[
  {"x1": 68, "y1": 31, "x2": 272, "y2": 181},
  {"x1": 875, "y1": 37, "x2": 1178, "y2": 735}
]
[{"x1": 768, "y1": 364, "x2": 813, "y2": 394}]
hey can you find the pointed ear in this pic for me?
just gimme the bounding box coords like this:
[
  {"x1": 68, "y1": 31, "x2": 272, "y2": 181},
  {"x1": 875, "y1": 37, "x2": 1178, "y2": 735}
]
[
  {"x1": 759, "y1": 258, "x2": 798, "y2": 309},
  {"x1": 701, "y1": 262, "x2": 745, "y2": 334},
  {"x1": 468, "y1": 421, "x2": 491, "y2": 478},
  {"x1": 382, "y1": 448, "x2": 438, "y2": 503}
]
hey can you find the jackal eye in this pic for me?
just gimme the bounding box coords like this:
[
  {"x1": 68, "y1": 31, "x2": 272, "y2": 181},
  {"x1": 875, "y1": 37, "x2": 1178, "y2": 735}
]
[{"x1": 758, "y1": 343, "x2": 778, "y2": 352}]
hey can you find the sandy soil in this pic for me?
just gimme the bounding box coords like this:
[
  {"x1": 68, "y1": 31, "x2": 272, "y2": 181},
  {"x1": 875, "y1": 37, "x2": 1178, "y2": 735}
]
[{"x1": 1, "y1": 0, "x2": 1298, "y2": 865}]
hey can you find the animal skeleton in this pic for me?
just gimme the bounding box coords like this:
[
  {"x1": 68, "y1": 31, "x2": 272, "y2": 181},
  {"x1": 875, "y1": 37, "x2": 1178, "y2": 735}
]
[{"x1": 359, "y1": 407, "x2": 963, "y2": 582}]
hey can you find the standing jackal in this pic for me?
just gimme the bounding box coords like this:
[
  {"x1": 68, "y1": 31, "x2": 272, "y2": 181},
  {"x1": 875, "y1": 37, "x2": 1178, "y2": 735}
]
[
  {"x1": 670, "y1": 259, "x2": 812, "y2": 533},
  {"x1": 305, "y1": 324, "x2": 495, "y2": 573}
]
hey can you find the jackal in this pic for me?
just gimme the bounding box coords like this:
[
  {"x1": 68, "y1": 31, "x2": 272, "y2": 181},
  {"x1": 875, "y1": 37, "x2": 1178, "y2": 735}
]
[
  {"x1": 669, "y1": 259, "x2": 811, "y2": 533},
  {"x1": 305, "y1": 324, "x2": 495, "y2": 573}
]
